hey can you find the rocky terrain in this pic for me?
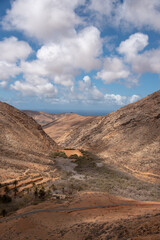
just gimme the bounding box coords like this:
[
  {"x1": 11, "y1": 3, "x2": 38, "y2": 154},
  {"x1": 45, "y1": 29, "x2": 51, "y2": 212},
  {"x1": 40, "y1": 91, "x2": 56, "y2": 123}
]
[
  {"x1": 48, "y1": 90, "x2": 160, "y2": 183},
  {"x1": 27, "y1": 91, "x2": 160, "y2": 185},
  {"x1": 0, "y1": 101, "x2": 57, "y2": 181},
  {"x1": 24, "y1": 111, "x2": 96, "y2": 145},
  {"x1": 23, "y1": 110, "x2": 59, "y2": 126},
  {"x1": 1, "y1": 92, "x2": 160, "y2": 239}
]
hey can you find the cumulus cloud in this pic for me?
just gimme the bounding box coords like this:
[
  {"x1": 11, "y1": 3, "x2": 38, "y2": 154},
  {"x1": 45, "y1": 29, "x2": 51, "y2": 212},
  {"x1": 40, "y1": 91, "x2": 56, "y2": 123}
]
[
  {"x1": 88, "y1": 0, "x2": 160, "y2": 33},
  {"x1": 0, "y1": 37, "x2": 32, "y2": 63},
  {"x1": 0, "y1": 0, "x2": 153, "y2": 106},
  {"x1": 96, "y1": 57, "x2": 130, "y2": 84},
  {"x1": 2, "y1": 0, "x2": 85, "y2": 42},
  {"x1": 117, "y1": 33, "x2": 149, "y2": 61},
  {"x1": 117, "y1": 0, "x2": 160, "y2": 32},
  {"x1": 37, "y1": 26, "x2": 102, "y2": 71},
  {"x1": 21, "y1": 26, "x2": 102, "y2": 87},
  {"x1": 129, "y1": 49, "x2": 160, "y2": 74},
  {"x1": 11, "y1": 75, "x2": 57, "y2": 98},
  {"x1": 78, "y1": 75, "x2": 103, "y2": 101},
  {"x1": 0, "y1": 61, "x2": 21, "y2": 82},
  {"x1": 118, "y1": 32, "x2": 160, "y2": 74},
  {"x1": 104, "y1": 93, "x2": 140, "y2": 105},
  {"x1": 3, "y1": 0, "x2": 160, "y2": 38},
  {"x1": 0, "y1": 37, "x2": 32, "y2": 86}
]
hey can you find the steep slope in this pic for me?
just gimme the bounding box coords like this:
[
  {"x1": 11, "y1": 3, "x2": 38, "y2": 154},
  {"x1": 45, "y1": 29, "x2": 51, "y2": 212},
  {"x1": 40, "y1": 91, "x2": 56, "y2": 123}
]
[
  {"x1": 23, "y1": 110, "x2": 58, "y2": 126},
  {"x1": 0, "y1": 101, "x2": 57, "y2": 181},
  {"x1": 24, "y1": 111, "x2": 96, "y2": 144},
  {"x1": 59, "y1": 91, "x2": 160, "y2": 176}
]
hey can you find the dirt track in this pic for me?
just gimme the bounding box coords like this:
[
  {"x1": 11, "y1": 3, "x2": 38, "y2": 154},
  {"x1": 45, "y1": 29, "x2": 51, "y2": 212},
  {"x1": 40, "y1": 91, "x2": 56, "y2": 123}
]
[{"x1": 1, "y1": 202, "x2": 160, "y2": 224}]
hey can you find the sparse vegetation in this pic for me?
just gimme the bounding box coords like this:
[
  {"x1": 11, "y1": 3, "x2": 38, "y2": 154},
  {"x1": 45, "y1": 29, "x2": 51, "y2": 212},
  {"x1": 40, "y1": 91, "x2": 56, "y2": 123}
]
[
  {"x1": 64, "y1": 148, "x2": 75, "y2": 150},
  {"x1": 1, "y1": 209, "x2": 7, "y2": 217},
  {"x1": 1, "y1": 194, "x2": 12, "y2": 204},
  {"x1": 39, "y1": 188, "x2": 46, "y2": 199},
  {"x1": 69, "y1": 154, "x2": 79, "y2": 159},
  {"x1": 34, "y1": 187, "x2": 38, "y2": 199},
  {"x1": 74, "y1": 150, "x2": 97, "y2": 172},
  {"x1": 4, "y1": 186, "x2": 10, "y2": 195},
  {"x1": 13, "y1": 186, "x2": 18, "y2": 197},
  {"x1": 50, "y1": 151, "x2": 68, "y2": 158}
]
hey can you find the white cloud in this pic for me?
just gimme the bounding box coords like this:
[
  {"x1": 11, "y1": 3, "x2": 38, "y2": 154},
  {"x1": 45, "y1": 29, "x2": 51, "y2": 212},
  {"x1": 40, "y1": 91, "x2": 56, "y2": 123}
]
[
  {"x1": 79, "y1": 75, "x2": 92, "y2": 90},
  {"x1": 0, "y1": 61, "x2": 21, "y2": 82},
  {"x1": 96, "y1": 57, "x2": 130, "y2": 84},
  {"x1": 104, "y1": 93, "x2": 140, "y2": 105},
  {"x1": 4, "y1": 0, "x2": 160, "y2": 41},
  {"x1": 37, "y1": 26, "x2": 102, "y2": 71},
  {"x1": 0, "y1": 81, "x2": 8, "y2": 88},
  {"x1": 128, "y1": 94, "x2": 140, "y2": 103},
  {"x1": 0, "y1": 0, "x2": 157, "y2": 105},
  {"x1": 0, "y1": 37, "x2": 32, "y2": 85},
  {"x1": 118, "y1": 33, "x2": 160, "y2": 74},
  {"x1": 117, "y1": 0, "x2": 160, "y2": 32},
  {"x1": 11, "y1": 75, "x2": 57, "y2": 98},
  {"x1": 131, "y1": 49, "x2": 160, "y2": 74},
  {"x1": 2, "y1": 0, "x2": 85, "y2": 42},
  {"x1": 104, "y1": 94, "x2": 127, "y2": 105},
  {"x1": 0, "y1": 37, "x2": 32, "y2": 63},
  {"x1": 91, "y1": 86, "x2": 104, "y2": 100},
  {"x1": 21, "y1": 26, "x2": 102, "y2": 87},
  {"x1": 117, "y1": 33, "x2": 148, "y2": 61},
  {"x1": 78, "y1": 75, "x2": 104, "y2": 101},
  {"x1": 89, "y1": 0, "x2": 117, "y2": 18},
  {"x1": 88, "y1": 0, "x2": 160, "y2": 33}
]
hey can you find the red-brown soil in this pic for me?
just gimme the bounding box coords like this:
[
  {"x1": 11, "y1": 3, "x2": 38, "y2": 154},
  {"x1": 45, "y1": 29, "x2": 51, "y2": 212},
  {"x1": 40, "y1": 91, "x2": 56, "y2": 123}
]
[{"x1": 0, "y1": 192, "x2": 159, "y2": 240}]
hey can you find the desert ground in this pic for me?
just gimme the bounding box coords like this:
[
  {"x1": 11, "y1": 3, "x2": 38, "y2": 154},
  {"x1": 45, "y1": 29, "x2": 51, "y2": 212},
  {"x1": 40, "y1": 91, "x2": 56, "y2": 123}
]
[
  {"x1": 1, "y1": 93, "x2": 160, "y2": 239},
  {"x1": 0, "y1": 192, "x2": 160, "y2": 240}
]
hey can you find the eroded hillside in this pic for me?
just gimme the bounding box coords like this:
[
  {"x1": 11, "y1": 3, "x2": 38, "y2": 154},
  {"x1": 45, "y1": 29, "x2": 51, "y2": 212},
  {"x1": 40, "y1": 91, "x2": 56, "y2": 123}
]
[
  {"x1": 24, "y1": 111, "x2": 96, "y2": 144},
  {"x1": 45, "y1": 91, "x2": 160, "y2": 181},
  {"x1": 0, "y1": 101, "x2": 57, "y2": 181}
]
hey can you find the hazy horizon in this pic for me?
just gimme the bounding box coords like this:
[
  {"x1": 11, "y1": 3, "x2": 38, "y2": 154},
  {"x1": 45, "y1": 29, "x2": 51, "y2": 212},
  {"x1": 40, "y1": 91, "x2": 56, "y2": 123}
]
[{"x1": 22, "y1": 108, "x2": 112, "y2": 116}]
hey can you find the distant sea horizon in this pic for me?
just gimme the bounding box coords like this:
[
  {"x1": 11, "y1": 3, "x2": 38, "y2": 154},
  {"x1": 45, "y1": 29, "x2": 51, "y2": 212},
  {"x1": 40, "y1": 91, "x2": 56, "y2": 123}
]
[{"x1": 23, "y1": 109, "x2": 113, "y2": 117}]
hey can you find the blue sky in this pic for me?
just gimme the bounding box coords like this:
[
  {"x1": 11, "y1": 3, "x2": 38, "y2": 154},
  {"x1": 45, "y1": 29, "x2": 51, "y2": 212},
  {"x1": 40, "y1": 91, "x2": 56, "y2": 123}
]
[{"x1": 0, "y1": 0, "x2": 160, "y2": 115}]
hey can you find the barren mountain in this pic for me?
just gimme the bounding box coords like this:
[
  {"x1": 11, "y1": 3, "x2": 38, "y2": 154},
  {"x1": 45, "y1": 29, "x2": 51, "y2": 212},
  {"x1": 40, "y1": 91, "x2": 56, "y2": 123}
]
[
  {"x1": 23, "y1": 110, "x2": 58, "y2": 126},
  {"x1": 0, "y1": 101, "x2": 57, "y2": 181},
  {"x1": 24, "y1": 111, "x2": 96, "y2": 144},
  {"x1": 56, "y1": 91, "x2": 160, "y2": 179}
]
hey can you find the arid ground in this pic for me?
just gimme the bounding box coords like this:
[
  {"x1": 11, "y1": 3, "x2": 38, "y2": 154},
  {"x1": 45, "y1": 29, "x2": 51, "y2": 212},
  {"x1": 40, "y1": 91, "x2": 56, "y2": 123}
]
[{"x1": 0, "y1": 192, "x2": 160, "y2": 240}]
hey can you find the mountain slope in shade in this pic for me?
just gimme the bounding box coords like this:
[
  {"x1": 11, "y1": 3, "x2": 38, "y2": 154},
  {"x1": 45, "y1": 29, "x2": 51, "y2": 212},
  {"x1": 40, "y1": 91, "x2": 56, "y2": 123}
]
[
  {"x1": 58, "y1": 90, "x2": 160, "y2": 176},
  {"x1": 0, "y1": 101, "x2": 57, "y2": 181},
  {"x1": 24, "y1": 111, "x2": 96, "y2": 145}
]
